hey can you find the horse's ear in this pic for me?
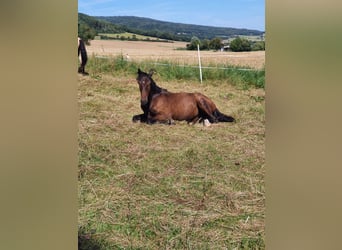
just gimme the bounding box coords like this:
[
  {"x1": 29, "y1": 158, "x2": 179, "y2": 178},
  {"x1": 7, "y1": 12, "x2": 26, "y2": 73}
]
[
  {"x1": 137, "y1": 68, "x2": 142, "y2": 74},
  {"x1": 148, "y1": 69, "x2": 155, "y2": 77}
]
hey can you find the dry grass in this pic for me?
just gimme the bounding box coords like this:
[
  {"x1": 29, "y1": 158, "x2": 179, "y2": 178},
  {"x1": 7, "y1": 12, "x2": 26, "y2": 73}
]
[
  {"x1": 86, "y1": 40, "x2": 265, "y2": 70},
  {"x1": 78, "y1": 70, "x2": 265, "y2": 249}
]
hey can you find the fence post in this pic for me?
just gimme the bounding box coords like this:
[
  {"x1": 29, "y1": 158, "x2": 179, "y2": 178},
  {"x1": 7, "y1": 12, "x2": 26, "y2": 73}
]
[{"x1": 197, "y1": 43, "x2": 203, "y2": 83}]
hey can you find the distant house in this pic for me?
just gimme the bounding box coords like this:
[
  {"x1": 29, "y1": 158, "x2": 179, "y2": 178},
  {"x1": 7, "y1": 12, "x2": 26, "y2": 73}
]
[{"x1": 222, "y1": 45, "x2": 230, "y2": 51}]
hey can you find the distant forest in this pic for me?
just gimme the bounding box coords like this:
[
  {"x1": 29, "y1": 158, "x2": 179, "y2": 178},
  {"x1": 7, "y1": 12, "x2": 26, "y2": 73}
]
[{"x1": 78, "y1": 13, "x2": 264, "y2": 43}]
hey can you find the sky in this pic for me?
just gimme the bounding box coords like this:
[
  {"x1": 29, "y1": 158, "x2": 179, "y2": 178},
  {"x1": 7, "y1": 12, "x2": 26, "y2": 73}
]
[{"x1": 78, "y1": 0, "x2": 265, "y2": 31}]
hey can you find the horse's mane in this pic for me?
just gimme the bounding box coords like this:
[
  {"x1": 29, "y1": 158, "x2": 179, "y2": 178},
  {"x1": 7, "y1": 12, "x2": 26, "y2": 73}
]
[{"x1": 150, "y1": 78, "x2": 168, "y2": 94}]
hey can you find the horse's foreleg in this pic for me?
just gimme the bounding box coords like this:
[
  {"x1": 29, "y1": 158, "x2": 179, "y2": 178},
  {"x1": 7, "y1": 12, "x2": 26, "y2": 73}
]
[
  {"x1": 132, "y1": 113, "x2": 148, "y2": 123},
  {"x1": 132, "y1": 114, "x2": 142, "y2": 122},
  {"x1": 147, "y1": 111, "x2": 173, "y2": 125}
]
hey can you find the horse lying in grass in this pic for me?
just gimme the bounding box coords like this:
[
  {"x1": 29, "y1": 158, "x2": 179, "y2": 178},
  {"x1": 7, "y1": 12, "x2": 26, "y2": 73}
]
[{"x1": 132, "y1": 69, "x2": 235, "y2": 125}]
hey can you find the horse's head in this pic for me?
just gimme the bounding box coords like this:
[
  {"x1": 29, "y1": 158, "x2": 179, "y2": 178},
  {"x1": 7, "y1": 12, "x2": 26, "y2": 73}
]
[{"x1": 136, "y1": 68, "x2": 155, "y2": 105}]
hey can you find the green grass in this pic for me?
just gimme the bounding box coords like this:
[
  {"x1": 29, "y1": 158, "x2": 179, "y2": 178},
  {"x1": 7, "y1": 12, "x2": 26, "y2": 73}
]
[
  {"x1": 78, "y1": 59, "x2": 265, "y2": 249},
  {"x1": 98, "y1": 32, "x2": 167, "y2": 41},
  {"x1": 87, "y1": 55, "x2": 265, "y2": 89}
]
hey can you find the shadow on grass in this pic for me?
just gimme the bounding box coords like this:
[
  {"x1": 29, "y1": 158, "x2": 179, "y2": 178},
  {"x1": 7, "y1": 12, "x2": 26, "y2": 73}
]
[{"x1": 78, "y1": 227, "x2": 111, "y2": 250}]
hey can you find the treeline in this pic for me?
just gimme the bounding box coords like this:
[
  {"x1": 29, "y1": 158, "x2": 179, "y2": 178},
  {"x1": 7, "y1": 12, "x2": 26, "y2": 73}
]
[
  {"x1": 99, "y1": 34, "x2": 173, "y2": 43},
  {"x1": 124, "y1": 29, "x2": 189, "y2": 42},
  {"x1": 78, "y1": 13, "x2": 125, "y2": 42},
  {"x1": 187, "y1": 37, "x2": 223, "y2": 50},
  {"x1": 230, "y1": 37, "x2": 265, "y2": 51},
  {"x1": 100, "y1": 31, "x2": 187, "y2": 42},
  {"x1": 186, "y1": 36, "x2": 265, "y2": 52}
]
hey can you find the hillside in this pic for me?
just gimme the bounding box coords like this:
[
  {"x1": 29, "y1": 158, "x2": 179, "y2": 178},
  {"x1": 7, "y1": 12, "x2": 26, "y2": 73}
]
[
  {"x1": 95, "y1": 16, "x2": 263, "y2": 41},
  {"x1": 78, "y1": 13, "x2": 125, "y2": 34},
  {"x1": 78, "y1": 13, "x2": 264, "y2": 42}
]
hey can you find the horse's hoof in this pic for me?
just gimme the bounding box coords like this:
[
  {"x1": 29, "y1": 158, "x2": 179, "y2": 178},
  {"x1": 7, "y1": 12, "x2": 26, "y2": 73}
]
[
  {"x1": 132, "y1": 115, "x2": 141, "y2": 123},
  {"x1": 203, "y1": 119, "x2": 211, "y2": 127},
  {"x1": 168, "y1": 119, "x2": 175, "y2": 125}
]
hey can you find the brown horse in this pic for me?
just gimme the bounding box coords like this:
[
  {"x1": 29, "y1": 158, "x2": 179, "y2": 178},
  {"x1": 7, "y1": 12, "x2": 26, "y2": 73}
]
[
  {"x1": 134, "y1": 69, "x2": 235, "y2": 125},
  {"x1": 132, "y1": 69, "x2": 168, "y2": 123}
]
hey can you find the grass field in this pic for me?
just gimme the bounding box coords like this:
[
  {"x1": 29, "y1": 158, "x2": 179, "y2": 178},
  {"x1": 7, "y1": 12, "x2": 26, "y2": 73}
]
[
  {"x1": 85, "y1": 40, "x2": 265, "y2": 70},
  {"x1": 98, "y1": 32, "x2": 164, "y2": 41},
  {"x1": 78, "y1": 42, "x2": 265, "y2": 249}
]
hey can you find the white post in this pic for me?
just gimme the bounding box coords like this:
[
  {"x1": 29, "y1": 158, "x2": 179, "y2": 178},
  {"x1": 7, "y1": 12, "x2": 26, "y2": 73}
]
[{"x1": 197, "y1": 43, "x2": 203, "y2": 83}]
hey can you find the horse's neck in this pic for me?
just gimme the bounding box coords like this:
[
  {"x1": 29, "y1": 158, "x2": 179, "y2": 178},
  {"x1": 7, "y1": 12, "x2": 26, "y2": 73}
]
[
  {"x1": 151, "y1": 80, "x2": 167, "y2": 95},
  {"x1": 146, "y1": 79, "x2": 168, "y2": 102}
]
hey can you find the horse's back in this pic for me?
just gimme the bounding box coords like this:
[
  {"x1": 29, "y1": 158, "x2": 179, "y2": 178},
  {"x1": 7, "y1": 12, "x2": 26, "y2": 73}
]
[{"x1": 153, "y1": 92, "x2": 194, "y2": 105}]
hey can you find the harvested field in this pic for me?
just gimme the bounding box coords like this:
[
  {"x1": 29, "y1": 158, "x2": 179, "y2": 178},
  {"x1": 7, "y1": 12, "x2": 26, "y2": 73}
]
[
  {"x1": 78, "y1": 39, "x2": 265, "y2": 249},
  {"x1": 86, "y1": 40, "x2": 265, "y2": 69},
  {"x1": 78, "y1": 74, "x2": 265, "y2": 249}
]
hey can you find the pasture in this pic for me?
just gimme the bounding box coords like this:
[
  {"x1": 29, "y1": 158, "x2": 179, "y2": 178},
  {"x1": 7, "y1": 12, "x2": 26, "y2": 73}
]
[
  {"x1": 85, "y1": 40, "x2": 265, "y2": 70},
  {"x1": 78, "y1": 40, "x2": 265, "y2": 249},
  {"x1": 98, "y1": 32, "x2": 164, "y2": 41}
]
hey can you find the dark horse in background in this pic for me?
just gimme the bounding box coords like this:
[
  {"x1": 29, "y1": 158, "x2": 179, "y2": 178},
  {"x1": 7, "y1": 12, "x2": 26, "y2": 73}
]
[
  {"x1": 132, "y1": 69, "x2": 235, "y2": 125},
  {"x1": 78, "y1": 37, "x2": 88, "y2": 75}
]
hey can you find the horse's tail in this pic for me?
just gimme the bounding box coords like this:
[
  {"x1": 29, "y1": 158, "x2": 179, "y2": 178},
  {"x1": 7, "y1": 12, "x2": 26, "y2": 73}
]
[
  {"x1": 213, "y1": 109, "x2": 235, "y2": 122},
  {"x1": 78, "y1": 38, "x2": 88, "y2": 67}
]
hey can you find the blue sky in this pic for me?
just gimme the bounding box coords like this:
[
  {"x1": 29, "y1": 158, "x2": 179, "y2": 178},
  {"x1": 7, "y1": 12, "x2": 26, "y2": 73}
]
[{"x1": 78, "y1": 0, "x2": 265, "y2": 31}]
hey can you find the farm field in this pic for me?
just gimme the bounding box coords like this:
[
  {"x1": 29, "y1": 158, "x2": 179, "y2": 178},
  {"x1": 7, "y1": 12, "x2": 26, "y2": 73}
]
[
  {"x1": 78, "y1": 41, "x2": 265, "y2": 249},
  {"x1": 86, "y1": 39, "x2": 265, "y2": 69},
  {"x1": 98, "y1": 32, "x2": 164, "y2": 41}
]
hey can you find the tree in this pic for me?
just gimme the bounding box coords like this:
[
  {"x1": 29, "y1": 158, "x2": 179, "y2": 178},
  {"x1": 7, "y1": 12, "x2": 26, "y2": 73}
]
[
  {"x1": 132, "y1": 34, "x2": 138, "y2": 41},
  {"x1": 186, "y1": 36, "x2": 201, "y2": 50},
  {"x1": 200, "y1": 39, "x2": 210, "y2": 50},
  {"x1": 209, "y1": 37, "x2": 223, "y2": 50},
  {"x1": 229, "y1": 37, "x2": 252, "y2": 52},
  {"x1": 251, "y1": 41, "x2": 265, "y2": 51},
  {"x1": 78, "y1": 23, "x2": 96, "y2": 44}
]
